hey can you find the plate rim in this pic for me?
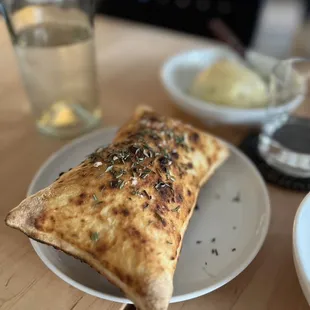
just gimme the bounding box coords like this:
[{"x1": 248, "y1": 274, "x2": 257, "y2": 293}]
[
  {"x1": 293, "y1": 192, "x2": 310, "y2": 305},
  {"x1": 28, "y1": 127, "x2": 271, "y2": 304}
]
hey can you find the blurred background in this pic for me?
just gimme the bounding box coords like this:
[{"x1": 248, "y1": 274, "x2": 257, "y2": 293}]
[{"x1": 95, "y1": 0, "x2": 309, "y2": 59}]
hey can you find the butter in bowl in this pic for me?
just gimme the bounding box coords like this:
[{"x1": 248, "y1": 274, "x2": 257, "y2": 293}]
[
  {"x1": 160, "y1": 47, "x2": 303, "y2": 126},
  {"x1": 189, "y1": 58, "x2": 268, "y2": 109}
]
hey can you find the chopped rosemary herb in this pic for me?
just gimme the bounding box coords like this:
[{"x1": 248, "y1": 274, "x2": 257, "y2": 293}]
[
  {"x1": 131, "y1": 189, "x2": 145, "y2": 198},
  {"x1": 88, "y1": 152, "x2": 102, "y2": 163},
  {"x1": 92, "y1": 194, "x2": 98, "y2": 201},
  {"x1": 140, "y1": 168, "x2": 151, "y2": 179},
  {"x1": 94, "y1": 200, "x2": 103, "y2": 206},
  {"x1": 175, "y1": 135, "x2": 185, "y2": 145},
  {"x1": 165, "y1": 130, "x2": 174, "y2": 139},
  {"x1": 171, "y1": 206, "x2": 180, "y2": 212},
  {"x1": 143, "y1": 149, "x2": 150, "y2": 158},
  {"x1": 118, "y1": 180, "x2": 126, "y2": 189},
  {"x1": 155, "y1": 181, "x2": 169, "y2": 190},
  {"x1": 105, "y1": 165, "x2": 113, "y2": 173},
  {"x1": 115, "y1": 169, "x2": 125, "y2": 179},
  {"x1": 156, "y1": 168, "x2": 162, "y2": 176},
  {"x1": 90, "y1": 232, "x2": 99, "y2": 242},
  {"x1": 166, "y1": 170, "x2": 175, "y2": 182},
  {"x1": 166, "y1": 241, "x2": 173, "y2": 245}
]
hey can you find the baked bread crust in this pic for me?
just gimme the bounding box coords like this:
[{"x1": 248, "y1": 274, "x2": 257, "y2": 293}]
[{"x1": 5, "y1": 106, "x2": 229, "y2": 310}]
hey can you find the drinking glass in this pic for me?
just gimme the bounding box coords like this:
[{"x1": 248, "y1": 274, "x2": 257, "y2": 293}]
[
  {"x1": 258, "y1": 58, "x2": 310, "y2": 178},
  {"x1": 3, "y1": 0, "x2": 101, "y2": 138}
]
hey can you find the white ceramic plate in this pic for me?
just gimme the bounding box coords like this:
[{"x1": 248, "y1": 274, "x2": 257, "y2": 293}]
[
  {"x1": 293, "y1": 192, "x2": 310, "y2": 305},
  {"x1": 28, "y1": 127, "x2": 270, "y2": 304},
  {"x1": 160, "y1": 47, "x2": 302, "y2": 126}
]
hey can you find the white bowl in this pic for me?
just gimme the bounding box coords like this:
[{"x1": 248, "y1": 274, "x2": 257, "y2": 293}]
[
  {"x1": 160, "y1": 47, "x2": 303, "y2": 126},
  {"x1": 293, "y1": 192, "x2": 310, "y2": 306}
]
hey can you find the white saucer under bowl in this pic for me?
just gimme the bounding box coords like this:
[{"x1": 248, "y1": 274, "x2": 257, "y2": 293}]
[{"x1": 28, "y1": 127, "x2": 270, "y2": 304}]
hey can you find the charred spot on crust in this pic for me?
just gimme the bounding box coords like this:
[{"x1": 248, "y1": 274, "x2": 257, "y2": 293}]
[
  {"x1": 96, "y1": 243, "x2": 108, "y2": 254},
  {"x1": 187, "y1": 162, "x2": 193, "y2": 169},
  {"x1": 34, "y1": 213, "x2": 46, "y2": 230},
  {"x1": 125, "y1": 275, "x2": 133, "y2": 285},
  {"x1": 112, "y1": 208, "x2": 118, "y2": 215},
  {"x1": 159, "y1": 187, "x2": 172, "y2": 200},
  {"x1": 99, "y1": 184, "x2": 106, "y2": 191},
  {"x1": 79, "y1": 171, "x2": 87, "y2": 178},
  {"x1": 127, "y1": 227, "x2": 143, "y2": 239},
  {"x1": 142, "y1": 202, "x2": 149, "y2": 210},
  {"x1": 156, "y1": 204, "x2": 169, "y2": 214},
  {"x1": 176, "y1": 193, "x2": 183, "y2": 203},
  {"x1": 190, "y1": 132, "x2": 200, "y2": 143},
  {"x1": 170, "y1": 256, "x2": 175, "y2": 260},
  {"x1": 211, "y1": 153, "x2": 218, "y2": 164},
  {"x1": 79, "y1": 193, "x2": 87, "y2": 199},
  {"x1": 128, "y1": 145, "x2": 138, "y2": 155},
  {"x1": 121, "y1": 208, "x2": 130, "y2": 216},
  {"x1": 187, "y1": 189, "x2": 192, "y2": 196},
  {"x1": 187, "y1": 208, "x2": 191, "y2": 214},
  {"x1": 110, "y1": 180, "x2": 119, "y2": 189},
  {"x1": 158, "y1": 156, "x2": 171, "y2": 171},
  {"x1": 171, "y1": 151, "x2": 179, "y2": 159},
  {"x1": 148, "y1": 115, "x2": 160, "y2": 123},
  {"x1": 76, "y1": 199, "x2": 84, "y2": 206}
]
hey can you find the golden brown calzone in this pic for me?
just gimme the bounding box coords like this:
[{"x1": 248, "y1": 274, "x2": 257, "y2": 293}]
[{"x1": 5, "y1": 106, "x2": 229, "y2": 310}]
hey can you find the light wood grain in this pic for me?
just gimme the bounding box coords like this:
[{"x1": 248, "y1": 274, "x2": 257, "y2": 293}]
[{"x1": 0, "y1": 16, "x2": 309, "y2": 310}]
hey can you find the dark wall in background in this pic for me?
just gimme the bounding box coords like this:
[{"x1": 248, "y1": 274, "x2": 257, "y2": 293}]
[{"x1": 96, "y1": 0, "x2": 263, "y2": 47}]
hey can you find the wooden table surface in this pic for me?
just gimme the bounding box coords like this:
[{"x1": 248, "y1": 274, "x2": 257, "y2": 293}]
[{"x1": 0, "y1": 16, "x2": 309, "y2": 310}]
